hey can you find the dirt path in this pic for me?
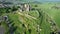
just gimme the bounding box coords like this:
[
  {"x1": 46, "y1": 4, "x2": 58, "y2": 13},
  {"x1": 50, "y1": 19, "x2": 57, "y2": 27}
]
[
  {"x1": 17, "y1": 12, "x2": 37, "y2": 20},
  {"x1": 0, "y1": 26, "x2": 5, "y2": 34}
]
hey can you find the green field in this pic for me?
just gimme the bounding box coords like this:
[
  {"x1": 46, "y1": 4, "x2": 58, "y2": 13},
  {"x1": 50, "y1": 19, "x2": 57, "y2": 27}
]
[{"x1": 0, "y1": 3, "x2": 60, "y2": 34}]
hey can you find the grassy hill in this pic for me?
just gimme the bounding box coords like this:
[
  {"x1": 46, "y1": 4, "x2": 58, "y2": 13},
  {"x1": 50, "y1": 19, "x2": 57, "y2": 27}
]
[{"x1": 0, "y1": 3, "x2": 60, "y2": 34}]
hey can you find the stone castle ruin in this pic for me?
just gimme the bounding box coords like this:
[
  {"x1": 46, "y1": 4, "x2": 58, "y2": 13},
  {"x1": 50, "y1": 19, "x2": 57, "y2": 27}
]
[{"x1": 18, "y1": 3, "x2": 31, "y2": 12}]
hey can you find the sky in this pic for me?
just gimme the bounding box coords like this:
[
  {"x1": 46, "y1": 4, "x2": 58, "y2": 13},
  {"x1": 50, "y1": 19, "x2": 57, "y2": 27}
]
[
  {"x1": 0, "y1": 0, "x2": 60, "y2": 3},
  {"x1": 0, "y1": 0, "x2": 60, "y2": 2}
]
